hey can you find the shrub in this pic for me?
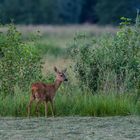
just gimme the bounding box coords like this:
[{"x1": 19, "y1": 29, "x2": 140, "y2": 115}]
[
  {"x1": 0, "y1": 24, "x2": 43, "y2": 95},
  {"x1": 70, "y1": 16, "x2": 140, "y2": 94}
]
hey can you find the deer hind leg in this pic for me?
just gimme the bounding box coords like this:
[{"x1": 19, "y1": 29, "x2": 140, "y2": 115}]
[
  {"x1": 35, "y1": 100, "x2": 41, "y2": 117},
  {"x1": 27, "y1": 95, "x2": 35, "y2": 117}
]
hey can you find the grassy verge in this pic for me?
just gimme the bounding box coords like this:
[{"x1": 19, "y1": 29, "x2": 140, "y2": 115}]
[{"x1": 0, "y1": 89, "x2": 139, "y2": 117}]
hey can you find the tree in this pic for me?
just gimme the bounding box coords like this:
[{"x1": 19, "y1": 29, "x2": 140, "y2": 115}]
[
  {"x1": 0, "y1": 24, "x2": 42, "y2": 94},
  {"x1": 80, "y1": 0, "x2": 98, "y2": 23},
  {"x1": 57, "y1": 0, "x2": 84, "y2": 24},
  {"x1": 95, "y1": 0, "x2": 140, "y2": 24}
]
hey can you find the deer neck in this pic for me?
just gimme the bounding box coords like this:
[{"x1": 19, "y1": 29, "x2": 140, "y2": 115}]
[{"x1": 54, "y1": 79, "x2": 62, "y2": 91}]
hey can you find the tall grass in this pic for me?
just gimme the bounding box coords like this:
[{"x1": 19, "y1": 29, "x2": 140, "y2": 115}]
[
  {"x1": 55, "y1": 93, "x2": 139, "y2": 116},
  {"x1": 0, "y1": 87, "x2": 139, "y2": 117}
]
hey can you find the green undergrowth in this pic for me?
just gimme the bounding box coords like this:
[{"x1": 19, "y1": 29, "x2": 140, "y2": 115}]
[
  {"x1": 0, "y1": 89, "x2": 139, "y2": 117},
  {"x1": 35, "y1": 42, "x2": 65, "y2": 57}
]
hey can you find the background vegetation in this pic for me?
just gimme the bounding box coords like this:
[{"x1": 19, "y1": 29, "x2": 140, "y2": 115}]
[
  {"x1": 0, "y1": 15, "x2": 140, "y2": 116},
  {"x1": 0, "y1": 0, "x2": 140, "y2": 116},
  {"x1": 70, "y1": 17, "x2": 140, "y2": 94},
  {"x1": 0, "y1": 24, "x2": 43, "y2": 95},
  {"x1": 0, "y1": 0, "x2": 139, "y2": 25}
]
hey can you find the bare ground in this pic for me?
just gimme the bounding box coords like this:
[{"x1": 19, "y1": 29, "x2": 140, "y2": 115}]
[{"x1": 0, "y1": 116, "x2": 140, "y2": 140}]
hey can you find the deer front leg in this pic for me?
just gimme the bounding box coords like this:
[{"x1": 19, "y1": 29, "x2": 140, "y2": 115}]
[
  {"x1": 45, "y1": 101, "x2": 48, "y2": 117},
  {"x1": 50, "y1": 100, "x2": 55, "y2": 117}
]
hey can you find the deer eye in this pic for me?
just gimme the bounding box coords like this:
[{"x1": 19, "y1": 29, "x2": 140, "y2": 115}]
[{"x1": 60, "y1": 74, "x2": 63, "y2": 77}]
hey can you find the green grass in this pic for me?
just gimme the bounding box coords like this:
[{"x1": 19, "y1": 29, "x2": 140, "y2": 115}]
[
  {"x1": 35, "y1": 41, "x2": 65, "y2": 57},
  {"x1": 1, "y1": 25, "x2": 140, "y2": 117},
  {"x1": 55, "y1": 93, "x2": 139, "y2": 116},
  {"x1": 0, "y1": 88, "x2": 139, "y2": 117}
]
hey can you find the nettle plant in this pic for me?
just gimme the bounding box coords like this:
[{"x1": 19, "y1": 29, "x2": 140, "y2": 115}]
[
  {"x1": 0, "y1": 24, "x2": 43, "y2": 95},
  {"x1": 70, "y1": 15, "x2": 140, "y2": 94}
]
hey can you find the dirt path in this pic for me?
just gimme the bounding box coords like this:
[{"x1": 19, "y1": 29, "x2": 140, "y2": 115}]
[{"x1": 0, "y1": 116, "x2": 139, "y2": 140}]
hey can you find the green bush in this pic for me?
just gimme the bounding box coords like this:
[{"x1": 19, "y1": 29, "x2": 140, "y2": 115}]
[
  {"x1": 70, "y1": 16, "x2": 140, "y2": 94},
  {"x1": 0, "y1": 24, "x2": 43, "y2": 95}
]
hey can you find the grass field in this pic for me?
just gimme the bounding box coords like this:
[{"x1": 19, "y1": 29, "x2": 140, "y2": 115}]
[
  {"x1": 0, "y1": 88, "x2": 140, "y2": 117},
  {"x1": 1, "y1": 24, "x2": 140, "y2": 117},
  {"x1": 19, "y1": 25, "x2": 117, "y2": 71}
]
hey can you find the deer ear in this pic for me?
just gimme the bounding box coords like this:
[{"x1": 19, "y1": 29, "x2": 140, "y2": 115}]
[
  {"x1": 63, "y1": 68, "x2": 67, "y2": 73},
  {"x1": 54, "y1": 66, "x2": 58, "y2": 73}
]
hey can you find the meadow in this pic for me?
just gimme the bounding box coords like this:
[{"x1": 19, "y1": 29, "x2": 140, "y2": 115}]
[{"x1": 0, "y1": 23, "x2": 140, "y2": 117}]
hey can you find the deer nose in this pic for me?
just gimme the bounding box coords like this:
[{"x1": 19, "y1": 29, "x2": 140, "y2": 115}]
[{"x1": 64, "y1": 78, "x2": 68, "y2": 81}]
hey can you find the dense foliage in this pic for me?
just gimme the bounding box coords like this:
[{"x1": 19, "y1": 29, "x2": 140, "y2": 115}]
[
  {"x1": 0, "y1": 24, "x2": 43, "y2": 95},
  {"x1": 95, "y1": 0, "x2": 140, "y2": 24},
  {"x1": 0, "y1": 0, "x2": 139, "y2": 24},
  {"x1": 70, "y1": 16, "x2": 140, "y2": 94}
]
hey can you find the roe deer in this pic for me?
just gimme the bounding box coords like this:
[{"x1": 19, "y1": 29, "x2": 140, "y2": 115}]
[{"x1": 27, "y1": 66, "x2": 68, "y2": 117}]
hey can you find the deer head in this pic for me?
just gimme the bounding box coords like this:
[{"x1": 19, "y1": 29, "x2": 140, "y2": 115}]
[{"x1": 54, "y1": 66, "x2": 68, "y2": 82}]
